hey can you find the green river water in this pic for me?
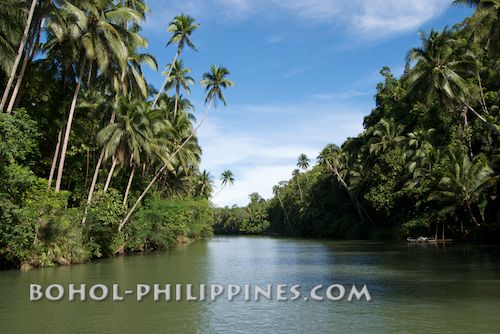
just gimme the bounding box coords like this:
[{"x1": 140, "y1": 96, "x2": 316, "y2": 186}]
[{"x1": 1, "y1": 236, "x2": 499, "y2": 333}]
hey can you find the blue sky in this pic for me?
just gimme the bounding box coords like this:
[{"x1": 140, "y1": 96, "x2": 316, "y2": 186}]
[{"x1": 140, "y1": 0, "x2": 472, "y2": 207}]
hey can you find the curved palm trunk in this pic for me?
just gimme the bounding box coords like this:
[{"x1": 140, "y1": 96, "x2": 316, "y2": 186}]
[
  {"x1": 55, "y1": 59, "x2": 86, "y2": 192},
  {"x1": 119, "y1": 99, "x2": 214, "y2": 231},
  {"x1": 0, "y1": 0, "x2": 38, "y2": 112},
  {"x1": 47, "y1": 128, "x2": 62, "y2": 189},
  {"x1": 103, "y1": 156, "x2": 117, "y2": 192},
  {"x1": 211, "y1": 184, "x2": 226, "y2": 198},
  {"x1": 151, "y1": 50, "x2": 179, "y2": 109},
  {"x1": 329, "y1": 162, "x2": 375, "y2": 225},
  {"x1": 123, "y1": 165, "x2": 136, "y2": 207},
  {"x1": 464, "y1": 102, "x2": 500, "y2": 135},
  {"x1": 6, "y1": 17, "x2": 45, "y2": 113}
]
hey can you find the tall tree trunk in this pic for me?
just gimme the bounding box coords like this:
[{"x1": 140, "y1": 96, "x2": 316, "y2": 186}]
[
  {"x1": 47, "y1": 128, "x2": 63, "y2": 190},
  {"x1": 81, "y1": 112, "x2": 117, "y2": 225},
  {"x1": 277, "y1": 194, "x2": 292, "y2": 232},
  {"x1": 174, "y1": 86, "x2": 179, "y2": 119},
  {"x1": 6, "y1": 17, "x2": 44, "y2": 113},
  {"x1": 151, "y1": 50, "x2": 179, "y2": 109},
  {"x1": 104, "y1": 156, "x2": 117, "y2": 192},
  {"x1": 296, "y1": 179, "x2": 304, "y2": 202},
  {"x1": 0, "y1": 0, "x2": 38, "y2": 113},
  {"x1": 462, "y1": 106, "x2": 473, "y2": 160},
  {"x1": 55, "y1": 58, "x2": 86, "y2": 192},
  {"x1": 123, "y1": 166, "x2": 136, "y2": 207},
  {"x1": 119, "y1": 99, "x2": 214, "y2": 231}
]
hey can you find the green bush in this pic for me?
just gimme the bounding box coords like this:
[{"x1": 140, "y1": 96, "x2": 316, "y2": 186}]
[{"x1": 124, "y1": 198, "x2": 213, "y2": 252}]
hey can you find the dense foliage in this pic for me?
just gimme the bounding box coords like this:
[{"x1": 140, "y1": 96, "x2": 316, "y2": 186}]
[
  {"x1": 217, "y1": 3, "x2": 499, "y2": 241},
  {"x1": 0, "y1": 1, "x2": 233, "y2": 269}
]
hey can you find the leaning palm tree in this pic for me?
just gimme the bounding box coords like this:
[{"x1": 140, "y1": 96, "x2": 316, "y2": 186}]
[
  {"x1": 151, "y1": 14, "x2": 199, "y2": 108},
  {"x1": 429, "y1": 149, "x2": 496, "y2": 232},
  {"x1": 0, "y1": 0, "x2": 38, "y2": 112},
  {"x1": 119, "y1": 65, "x2": 234, "y2": 231},
  {"x1": 164, "y1": 59, "x2": 194, "y2": 118},
  {"x1": 212, "y1": 170, "x2": 235, "y2": 198},
  {"x1": 317, "y1": 144, "x2": 375, "y2": 224}
]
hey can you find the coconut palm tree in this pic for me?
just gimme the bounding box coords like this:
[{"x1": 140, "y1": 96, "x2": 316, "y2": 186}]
[
  {"x1": 119, "y1": 65, "x2": 234, "y2": 231},
  {"x1": 429, "y1": 149, "x2": 496, "y2": 228},
  {"x1": 49, "y1": 0, "x2": 143, "y2": 192},
  {"x1": 151, "y1": 14, "x2": 198, "y2": 108},
  {"x1": 317, "y1": 144, "x2": 374, "y2": 224},
  {"x1": 297, "y1": 154, "x2": 310, "y2": 170},
  {"x1": 407, "y1": 29, "x2": 496, "y2": 135},
  {"x1": 97, "y1": 99, "x2": 153, "y2": 190},
  {"x1": 0, "y1": 1, "x2": 26, "y2": 76},
  {"x1": 0, "y1": 0, "x2": 38, "y2": 112},
  {"x1": 368, "y1": 118, "x2": 405, "y2": 155},
  {"x1": 212, "y1": 170, "x2": 235, "y2": 198},
  {"x1": 453, "y1": 0, "x2": 500, "y2": 55},
  {"x1": 164, "y1": 59, "x2": 194, "y2": 119},
  {"x1": 193, "y1": 170, "x2": 213, "y2": 199}
]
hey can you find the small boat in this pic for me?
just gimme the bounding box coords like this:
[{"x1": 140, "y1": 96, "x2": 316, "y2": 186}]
[{"x1": 407, "y1": 236, "x2": 436, "y2": 243}]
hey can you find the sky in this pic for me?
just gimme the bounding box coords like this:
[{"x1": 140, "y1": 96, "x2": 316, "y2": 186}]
[{"x1": 140, "y1": 0, "x2": 472, "y2": 207}]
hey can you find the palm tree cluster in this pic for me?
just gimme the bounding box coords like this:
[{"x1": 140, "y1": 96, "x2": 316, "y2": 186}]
[
  {"x1": 261, "y1": 3, "x2": 498, "y2": 240},
  {"x1": 0, "y1": 0, "x2": 235, "y2": 265}
]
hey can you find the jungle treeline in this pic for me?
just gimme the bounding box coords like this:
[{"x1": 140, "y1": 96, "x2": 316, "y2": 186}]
[{"x1": 214, "y1": 1, "x2": 499, "y2": 241}]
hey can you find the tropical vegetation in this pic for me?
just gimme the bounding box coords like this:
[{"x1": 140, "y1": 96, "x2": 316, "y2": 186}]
[{"x1": 0, "y1": 1, "x2": 233, "y2": 269}]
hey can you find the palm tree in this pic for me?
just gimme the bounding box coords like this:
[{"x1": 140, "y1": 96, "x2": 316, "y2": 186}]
[
  {"x1": 0, "y1": 0, "x2": 38, "y2": 112},
  {"x1": 407, "y1": 29, "x2": 497, "y2": 135},
  {"x1": 0, "y1": 1, "x2": 26, "y2": 76},
  {"x1": 164, "y1": 59, "x2": 194, "y2": 118},
  {"x1": 212, "y1": 170, "x2": 235, "y2": 197},
  {"x1": 317, "y1": 144, "x2": 374, "y2": 224},
  {"x1": 453, "y1": 0, "x2": 500, "y2": 56},
  {"x1": 151, "y1": 14, "x2": 198, "y2": 108},
  {"x1": 193, "y1": 170, "x2": 213, "y2": 199},
  {"x1": 97, "y1": 99, "x2": 153, "y2": 202},
  {"x1": 297, "y1": 154, "x2": 310, "y2": 170},
  {"x1": 368, "y1": 118, "x2": 405, "y2": 155},
  {"x1": 49, "y1": 0, "x2": 142, "y2": 192},
  {"x1": 119, "y1": 65, "x2": 234, "y2": 231},
  {"x1": 429, "y1": 149, "x2": 496, "y2": 230}
]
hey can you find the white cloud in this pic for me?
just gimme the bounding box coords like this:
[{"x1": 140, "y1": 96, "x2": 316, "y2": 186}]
[
  {"x1": 197, "y1": 101, "x2": 366, "y2": 207},
  {"x1": 144, "y1": 0, "x2": 452, "y2": 39}
]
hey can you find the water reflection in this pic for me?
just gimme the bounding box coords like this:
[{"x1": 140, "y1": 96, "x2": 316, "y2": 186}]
[{"x1": 0, "y1": 237, "x2": 499, "y2": 333}]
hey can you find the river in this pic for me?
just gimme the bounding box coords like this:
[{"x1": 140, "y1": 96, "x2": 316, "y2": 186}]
[{"x1": 1, "y1": 236, "x2": 499, "y2": 333}]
